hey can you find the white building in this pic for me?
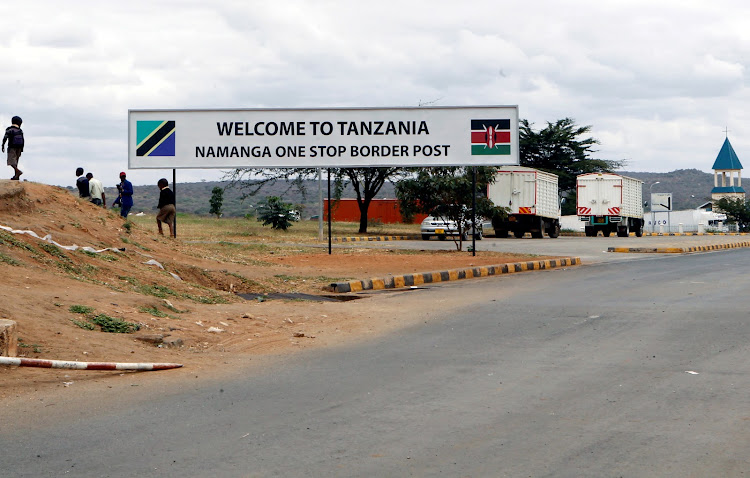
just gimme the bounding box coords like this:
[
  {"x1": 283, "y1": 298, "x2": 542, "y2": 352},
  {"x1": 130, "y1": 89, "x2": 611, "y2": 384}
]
[{"x1": 561, "y1": 207, "x2": 726, "y2": 234}]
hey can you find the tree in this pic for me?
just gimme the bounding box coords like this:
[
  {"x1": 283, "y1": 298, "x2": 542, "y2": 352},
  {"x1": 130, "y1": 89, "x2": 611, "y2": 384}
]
[
  {"x1": 226, "y1": 167, "x2": 407, "y2": 233},
  {"x1": 715, "y1": 197, "x2": 750, "y2": 232},
  {"x1": 520, "y1": 118, "x2": 623, "y2": 214},
  {"x1": 256, "y1": 196, "x2": 296, "y2": 231},
  {"x1": 396, "y1": 167, "x2": 499, "y2": 250},
  {"x1": 209, "y1": 186, "x2": 224, "y2": 218}
]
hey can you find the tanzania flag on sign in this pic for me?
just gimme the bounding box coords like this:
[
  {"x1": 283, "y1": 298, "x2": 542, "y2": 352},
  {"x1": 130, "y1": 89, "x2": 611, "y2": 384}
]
[
  {"x1": 136, "y1": 121, "x2": 176, "y2": 157},
  {"x1": 471, "y1": 119, "x2": 511, "y2": 156}
]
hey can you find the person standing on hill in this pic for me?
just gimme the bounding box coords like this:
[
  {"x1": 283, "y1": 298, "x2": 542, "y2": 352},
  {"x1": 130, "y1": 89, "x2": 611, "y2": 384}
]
[
  {"x1": 75, "y1": 167, "x2": 90, "y2": 199},
  {"x1": 156, "y1": 178, "x2": 175, "y2": 237},
  {"x1": 118, "y1": 171, "x2": 134, "y2": 218},
  {"x1": 2, "y1": 116, "x2": 24, "y2": 180},
  {"x1": 86, "y1": 172, "x2": 106, "y2": 208},
  {"x1": 112, "y1": 183, "x2": 122, "y2": 208}
]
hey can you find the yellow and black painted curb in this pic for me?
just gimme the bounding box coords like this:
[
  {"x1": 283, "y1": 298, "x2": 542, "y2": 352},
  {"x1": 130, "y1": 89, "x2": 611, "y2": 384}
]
[
  {"x1": 329, "y1": 257, "x2": 581, "y2": 293},
  {"x1": 608, "y1": 241, "x2": 750, "y2": 254},
  {"x1": 644, "y1": 232, "x2": 749, "y2": 237},
  {"x1": 329, "y1": 235, "x2": 422, "y2": 243},
  {"x1": 331, "y1": 232, "x2": 750, "y2": 242},
  {"x1": 563, "y1": 232, "x2": 750, "y2": 237}
]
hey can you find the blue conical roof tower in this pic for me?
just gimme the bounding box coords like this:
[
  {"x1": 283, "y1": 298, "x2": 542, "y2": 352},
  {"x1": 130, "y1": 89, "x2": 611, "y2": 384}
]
[{"x1": 711, "y1": 137, "x2": 745, "y2": 201}]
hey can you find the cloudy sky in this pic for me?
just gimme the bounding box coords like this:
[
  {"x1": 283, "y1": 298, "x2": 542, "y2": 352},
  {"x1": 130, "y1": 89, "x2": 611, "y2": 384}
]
[{"x1": 3, "y1": 0, "x2": 749, "y2": 186}]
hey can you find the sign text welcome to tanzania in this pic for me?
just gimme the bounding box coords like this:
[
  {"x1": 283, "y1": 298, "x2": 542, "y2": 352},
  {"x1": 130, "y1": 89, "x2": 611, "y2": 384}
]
[{"x1": 128, "y1": 106, "x2": 519, "y2": 169}]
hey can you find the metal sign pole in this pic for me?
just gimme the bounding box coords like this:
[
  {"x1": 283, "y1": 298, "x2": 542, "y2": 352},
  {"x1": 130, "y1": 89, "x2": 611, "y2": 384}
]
[
  {"x1": 471, "y1": 166, "x2": 476, "y2": 256},
  {"x1": 318, "y1": 168, "x2": 323, "y2": 241},
  {"x1": 327, "y1": 168, "x2": 332, "y2": 255},
  {"x1": 172, "y1": 169, "x2": 177, "y2": 238}
]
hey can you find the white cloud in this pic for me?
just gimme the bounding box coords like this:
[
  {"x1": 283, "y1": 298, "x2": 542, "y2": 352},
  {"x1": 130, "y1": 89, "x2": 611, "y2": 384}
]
[{"x1": 2, "y1": 0, "x2": 750, "y2": 187}]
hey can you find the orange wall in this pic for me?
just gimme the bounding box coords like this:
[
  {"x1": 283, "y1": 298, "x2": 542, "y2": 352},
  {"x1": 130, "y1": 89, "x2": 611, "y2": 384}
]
[{"x1": 323, "y1": 199, "x2": 427, "y2": 224}]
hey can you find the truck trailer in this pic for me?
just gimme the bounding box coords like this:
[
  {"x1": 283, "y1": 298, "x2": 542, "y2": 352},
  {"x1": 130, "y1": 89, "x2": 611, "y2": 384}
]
[
  {"x1": 576, "y1": 172, "x2": 644, "y2": 237},
  {"x1": 488, "y1": 166, "x2": 561, "y2": 238}
]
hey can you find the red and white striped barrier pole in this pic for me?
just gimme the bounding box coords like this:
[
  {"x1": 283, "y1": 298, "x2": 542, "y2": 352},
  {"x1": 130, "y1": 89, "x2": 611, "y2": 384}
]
[{"x1": 0, "y1": 356, "x2": 182, "y2": 371}]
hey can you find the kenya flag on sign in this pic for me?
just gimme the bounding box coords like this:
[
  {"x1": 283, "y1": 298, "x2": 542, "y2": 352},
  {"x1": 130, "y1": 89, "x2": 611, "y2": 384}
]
[{"x1": 471, "y1": 119, "x2": 511, "y2": 155}]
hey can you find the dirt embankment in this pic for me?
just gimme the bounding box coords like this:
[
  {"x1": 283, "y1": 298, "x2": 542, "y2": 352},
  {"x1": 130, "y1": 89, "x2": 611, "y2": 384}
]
[{"x1": 0, "y1": 180, "x2": 541, "y2": 400}]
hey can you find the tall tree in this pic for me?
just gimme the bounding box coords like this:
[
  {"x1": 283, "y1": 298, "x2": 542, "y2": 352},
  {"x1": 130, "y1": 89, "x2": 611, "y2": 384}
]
[
  {"x1": 396, "y1": 167, "x2": 498, "y2": 250},
  {"x1": 715, "y1": 197, "x2": 750, "y2": 232},
  {"x1": 209, "y1": 186, "x2": 224, "y2": 218},
  {"x1": 226, "y1": 167, "x2": 406, "y2": 233},
  {"x1": 520, "y1": 118, "x2": 623, "y2": 213}
]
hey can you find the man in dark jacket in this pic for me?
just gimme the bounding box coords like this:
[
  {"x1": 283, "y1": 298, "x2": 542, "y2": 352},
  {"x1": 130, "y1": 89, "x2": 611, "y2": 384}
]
[
  {"x1": 118, "y1": 172, "x2": 134, "y2": 218},
  {"x1": 2, "y1": 116, "x2": 24, "y2": 180},
  {"x1": 156, "y1": 178, "x2": 175, "y2": 236},
  {"x1": 75, "y1": 167, "x2": 90, "y2": 199}
]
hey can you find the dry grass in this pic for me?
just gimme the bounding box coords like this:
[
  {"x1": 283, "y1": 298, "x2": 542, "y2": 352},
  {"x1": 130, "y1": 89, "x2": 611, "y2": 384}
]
[{"x1": 128, "y1": 213, "x2": 421, "y2": 243}]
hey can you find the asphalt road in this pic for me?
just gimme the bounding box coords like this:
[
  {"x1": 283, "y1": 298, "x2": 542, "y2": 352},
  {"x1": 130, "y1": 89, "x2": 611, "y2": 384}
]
[
  {"x1": 3, "y1": 247, "x2": 750, "y2": 476},
  {"x1": 339, "y1": 233, "x2": 750, "y2": 264}
]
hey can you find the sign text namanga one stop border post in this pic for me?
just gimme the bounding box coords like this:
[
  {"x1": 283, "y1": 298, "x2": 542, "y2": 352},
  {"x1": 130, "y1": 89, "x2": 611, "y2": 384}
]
[{"x1": 128, "y1": 106, "x2": 519, "y2": 169}]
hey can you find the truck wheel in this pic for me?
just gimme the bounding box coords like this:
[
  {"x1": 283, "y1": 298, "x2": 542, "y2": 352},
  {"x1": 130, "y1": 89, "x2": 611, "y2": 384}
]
[
  {"x1": 602, "y1": 229, "x2": 611, "y2": 237},
  {"x1": 585, "y1": 226, "x2": 595, "y2": 237},
  {"x1": 548, "y1": 222, "x2": 561, "y2": 239},
  {"x1": 634, "y1": 220, "x2": 644, "y2": 237},
  {"x1": 421, "y1": 234, "x2": 431, "y2": 241},
  {"x1": 531, "y1": 218, "x2": 544, "y2": 238},
  {"x1": 513, "y1": 230, "x2": 525, "y2": 238},
  {"x1": 617, "y1": 224, "x2": 629, "y2": 237},
  {"x1": 496, "y1": 229, "x2": 509, "y2": 238}
]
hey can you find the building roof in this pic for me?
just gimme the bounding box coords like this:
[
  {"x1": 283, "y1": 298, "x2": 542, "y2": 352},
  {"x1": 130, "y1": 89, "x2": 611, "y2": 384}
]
[
  {"x1": 712, "y1": 137, "x2": 743, "y2": 170},
  {"x1": 711, "y1": 186, "x2": 746, "y2": 194}
]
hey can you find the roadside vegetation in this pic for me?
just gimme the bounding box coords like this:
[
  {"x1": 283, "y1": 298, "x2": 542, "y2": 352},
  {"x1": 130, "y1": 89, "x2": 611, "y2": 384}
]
[
  {"x1": 127, "y1": 213, "x2": 421, "y2": 242},
  {"x1": 69, "y1": 304, "x2": 141, "y2": 333}
]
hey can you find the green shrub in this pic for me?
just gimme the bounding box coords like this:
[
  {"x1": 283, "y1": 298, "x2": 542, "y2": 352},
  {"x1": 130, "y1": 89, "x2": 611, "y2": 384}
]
[
  {"x1": 256, "y1": 196, "x2": 295, "y2": 231},
  {"x1": 40, "y1": 243, "x2": 69, "y2": 260},
  {"x1": 0, "y1": 252, "x2": 20, "y2": 266},
  {"x1": 90, "y1": 314, "x2": 140, "y2": 333},
  {"x1": 71, "y1": 319, "x2": 95, "y2": 330},
  {"x1": 69, "y1": 304, "x2": 95, "y2": 315},
  {"x1": 0, "y1": 231, "x2": 36, "y2": 252}
]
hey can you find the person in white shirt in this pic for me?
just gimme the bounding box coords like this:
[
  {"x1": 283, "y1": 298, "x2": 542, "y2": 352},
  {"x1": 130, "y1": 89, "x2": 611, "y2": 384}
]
[{"x1": 86, "y1": 172, "x2": 106, "y2": 208}]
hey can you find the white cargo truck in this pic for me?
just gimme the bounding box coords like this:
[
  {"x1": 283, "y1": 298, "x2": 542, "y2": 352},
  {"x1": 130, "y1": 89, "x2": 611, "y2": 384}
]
[
  {"x1": 487, "y1": 166, "x2": 561, "y2": 238},
  {"x1": 576, "y1": 172, "x2": 644, "y2": 237}
]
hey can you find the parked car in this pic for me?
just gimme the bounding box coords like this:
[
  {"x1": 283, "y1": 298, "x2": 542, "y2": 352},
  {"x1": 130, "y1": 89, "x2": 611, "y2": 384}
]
[
  {"x1": 481, "y1": 218, "x2": 494, "y2": 236},
  {"x1": 420, "y1": 214, "x2": 483, "y2": 241}
]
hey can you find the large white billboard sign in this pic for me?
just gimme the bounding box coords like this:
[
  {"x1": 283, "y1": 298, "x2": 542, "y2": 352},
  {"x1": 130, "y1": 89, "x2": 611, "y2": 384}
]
[{"x1": 128, "y1": 106, "x2": 519, "y2": 169}]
